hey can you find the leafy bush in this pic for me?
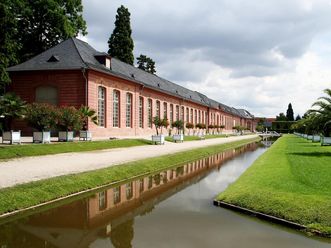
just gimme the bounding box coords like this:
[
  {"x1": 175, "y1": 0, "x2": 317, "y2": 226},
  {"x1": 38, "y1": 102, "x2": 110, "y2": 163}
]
[
  {"x1": 172, "y1": 120, "x2": 184, "y2": 134},
  {"x1": 25, "y1": 103, "x2": 57, "y2": 131},
  {"x1": 57, "y1": 106, "x2": 83, "y2": 131},
  {"x1": 186, "y1": 122, "x2": 194, "y2": 129}
]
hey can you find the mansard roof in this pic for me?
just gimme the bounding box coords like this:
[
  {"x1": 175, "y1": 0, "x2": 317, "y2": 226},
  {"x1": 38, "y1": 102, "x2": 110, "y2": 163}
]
[{"x1": 7, "y1": 37, "x2": 254, "y2": 119}]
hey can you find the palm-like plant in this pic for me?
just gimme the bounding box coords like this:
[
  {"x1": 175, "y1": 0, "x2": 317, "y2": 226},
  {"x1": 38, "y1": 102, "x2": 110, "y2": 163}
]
[
  {"x1": 0, "y1": 92, "x2": 26, "y2": 131},
  {"x1": 79, "y1": 106, "x2": 98, "y2": 131},
  {"x1": 308, "y1": 89, "x2": 331, "y2": 136}
]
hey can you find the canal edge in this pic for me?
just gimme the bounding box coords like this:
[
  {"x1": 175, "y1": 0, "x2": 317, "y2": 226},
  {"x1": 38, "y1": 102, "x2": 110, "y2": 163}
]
[{"x1": 213, "y1": 199, "x2": 327, "y2": 238}]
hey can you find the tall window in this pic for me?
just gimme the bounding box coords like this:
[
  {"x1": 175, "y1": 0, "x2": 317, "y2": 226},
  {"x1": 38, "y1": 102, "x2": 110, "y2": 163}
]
[
  {"x1": 198, "y1": 110, "x2": 201, "y2": 123},
  {"x1": 186, "y1": 107, "x2": 189, "y2": 122},
  {"x1": 205, "y1": 112, "x2": 208, "y2": 124},
  {"x1": 148, "y1": 99, "x2": 152, "y2": 128},
  {"x1": 202, "y1": 111, "x2": 205, "y2": 124},
  {"x1": 190, "y1": 109, "x2": 193, "y2": 123},
  {"x1": 163, "y1": 102, "x2": 167, "y2": 119},
  {"x1": 98, "y1": 87, "x2": 106, "y2": 127},
  {"x1": 194, "y1": 110, "x2": 197, "y2": 124},
  {"x1": 113, "y1": 186, "x2": 121, "y2": 204},
  {"x1": 36, "y1": 86, "x2": 58, "y2": 105},
  {"x1": 170, "y1": 104, "x2": 174, "y2": 124},
  {"x1": 126, "y1": 182, "x2": 133, "y2": 200},
  {"x1": 113, "y1": 90, "x2": 120, "y2": 127},
  {"x1": 139, "y1": 97, "x2": 144, "y2": 128},
  {"x1": 139, "y1": 178, "x2": 144, "y2": 193},
  {"x1": 98, "y1": 191, "x2": 107, "y2": 210},
  {"x1": 126, "y1": 93, "x2": 132, "y2": 127},
  {"x1": 181, "y1": 106, "x2": 185, "y2": 121},
  {"x1": 156, "y1": 100, "x2": 160, "y2": 118},
  {"x1": 176, "y1": 105, "x2": 179, "y2": 121}
]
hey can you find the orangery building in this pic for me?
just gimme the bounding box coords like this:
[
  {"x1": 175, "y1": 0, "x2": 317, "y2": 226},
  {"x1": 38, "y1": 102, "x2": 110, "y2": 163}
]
[{"x1": 7, "y1": 37, "x2": 257, "y2": 137}]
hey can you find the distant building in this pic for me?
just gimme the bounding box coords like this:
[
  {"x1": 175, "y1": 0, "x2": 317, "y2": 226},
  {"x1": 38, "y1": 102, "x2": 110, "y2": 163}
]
[{"x1": 7, "y1": 38, "x2": 257, "y2": 137}]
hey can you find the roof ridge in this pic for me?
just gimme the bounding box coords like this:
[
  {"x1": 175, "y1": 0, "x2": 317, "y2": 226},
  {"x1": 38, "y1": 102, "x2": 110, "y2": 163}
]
[{"x1": 70, "y1": 37, "x2": 88, "y2": 69}]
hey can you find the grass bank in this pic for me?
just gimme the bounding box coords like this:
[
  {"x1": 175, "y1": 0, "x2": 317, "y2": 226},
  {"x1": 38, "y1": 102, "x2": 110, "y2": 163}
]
[
  {"x1": 0, "y1": 139, "x2": 151, "y2": 160},
  {"x1": 0, "y1": 137, "x2": 259, "y2": 216},
  {"x1": 217, "y1": 135, "x2": 331, "y2": 237}
]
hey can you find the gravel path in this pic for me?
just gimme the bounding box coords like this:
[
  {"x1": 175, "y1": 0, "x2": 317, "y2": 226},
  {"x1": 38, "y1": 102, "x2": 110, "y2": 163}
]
[{"x1": 0, "y1": 135, "x2": 258, "y2": 188}]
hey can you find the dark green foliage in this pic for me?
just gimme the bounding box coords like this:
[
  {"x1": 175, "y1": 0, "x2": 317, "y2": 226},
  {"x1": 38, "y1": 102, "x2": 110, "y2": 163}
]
[
  {"x1": 295, "y1": 114, "x2": 301, "y2": 121},
  {"x1": 0, "y1": 0, "x2": 22, "y2": 92},
  {"x1": 57, "y1": 106, "x2": 83, "y2": 131},
  {"x1": 276, "y1": 112, "x2": 287, "y2": 121},
  {"x1": 286, "y1": 103, "x2": 294, "y2": 121},
  {"x1": 18, "y1": 0, "x2": 87, "y2": 62},
  {"x1": 136, "y1": 54, "x2": 156, "y2": 74},
  {"x1": 25, "y1": 103, "x2": 58, "y2": 131},
  {"x1": 185, "y1": 122, "x2": 194, "y2": 129},
  {"x1": 172, "y1": 120, "x2": 184, "y2": 134},
  {"x1": 79, "y1": 106, "x2": 98, "y2": 130},
  {"x1": 108, "y1": 5, "x2": 134, "y2": 65},
  {"x1": 0, "y1": 92, "x2": 26, "y2": 131}
]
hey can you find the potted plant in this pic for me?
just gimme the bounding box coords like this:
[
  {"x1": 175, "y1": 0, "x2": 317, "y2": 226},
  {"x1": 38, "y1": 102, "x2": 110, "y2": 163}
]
[
  {"x1": 57, "y1": 106, "x2": 83, "y2": 142},
  {"x1": 172, "y1": 120, "x2": 184, "y2": 142},
  {"x1": 220, "y1": 125, "x2": 225, "y2": 134},
  {"x1": 25, "y1": 103, "x2": 57, "y2": 143},
  {"x1": 185, "y1": 122, "x2": 194, "y2": 135},
  {"x1": 0, "y1": 93, "x2": 26, "y2": 144},
  {"x1": 208, "y1": 124, "x2": 214, "y2": 134},
  {"x1": 152, "y1": 116, "x2": 165, "y2": 144},
  {"x1": 79, "y1": 106, "x2": 98, "y2": 141},
  {"x1": 195, "y1": 123, "x2": 206, "y2": 139}
]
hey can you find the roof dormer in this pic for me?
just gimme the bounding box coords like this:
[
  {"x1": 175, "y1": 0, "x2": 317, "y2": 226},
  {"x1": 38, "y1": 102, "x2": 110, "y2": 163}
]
[{"x1": 94, "y1": 53, "x2": 112, "y2": 69}]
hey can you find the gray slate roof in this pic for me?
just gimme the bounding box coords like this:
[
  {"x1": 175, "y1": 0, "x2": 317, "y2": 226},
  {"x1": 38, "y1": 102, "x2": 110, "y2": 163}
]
[{"x1": 7, "y1": 37, "x2": 254, "y2": 119}]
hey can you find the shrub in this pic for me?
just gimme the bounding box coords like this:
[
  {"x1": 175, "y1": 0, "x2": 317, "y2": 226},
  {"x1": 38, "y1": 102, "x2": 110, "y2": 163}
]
[
  {"x1": 57, "y1": 106, "x2": 83, "y2": 131},
  {"x1": 172, "y1": 120, "x2": 184, "y2": 134},
  {"x1": 186, "y1": 122, "x2": 194, "y2": 129},
  {"x1": 25, "y1": 103, "x2": 57, "y2": 131}
]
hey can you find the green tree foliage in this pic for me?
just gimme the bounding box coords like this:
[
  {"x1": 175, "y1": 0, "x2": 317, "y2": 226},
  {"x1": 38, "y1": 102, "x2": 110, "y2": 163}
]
[
  {"x1": 108, "y1": 5, "x2": 134, "y2": 65},
  {"x1": 276, "y1": 112, "x2": 287, "y2": 121},
  {"x1": 295, "y1": 114, "x2": 301, "y2": 121},
  {"x1": 79, "y1": 106, "x2": 98, "y2": 130},
  {"x1": 0, "y1": 0, "x2": 87, "y2": 91},
  {"x1": 0, "y1": 0, "x2": 22, "y2": 92},
  {"x1": 25, "y1": 103, "x2": 58, "y2": 131},
  {"x1": 0, "y1": 92, "x2": 26, "y2": 131},
  {"x1": 137, "y1": 54, "x2": 156, "y2": 74},
  {"x1": 286, "y1": 103, "x2": 294, "y2": 121}
]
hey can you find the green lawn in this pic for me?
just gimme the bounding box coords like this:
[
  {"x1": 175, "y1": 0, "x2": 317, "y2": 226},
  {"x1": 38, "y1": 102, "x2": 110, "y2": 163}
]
[
  {"x1": 165, "y1": 134, "x2": 229, "y2": 142},
  {"x1": 217, "y1": 134, "x2": 331, "y2": 237},
  {"x1": 0, "y1": 137, "x2": 260, "y2": 216},
  {"x1": 0, "y1": 139, "x2": 152, "y2": 160}
]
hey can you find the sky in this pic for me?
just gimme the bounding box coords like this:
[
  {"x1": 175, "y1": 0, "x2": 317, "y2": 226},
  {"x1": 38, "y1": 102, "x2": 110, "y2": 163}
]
[{"x1": 80, "y1": 0, "x2": 331, "y2": 117}]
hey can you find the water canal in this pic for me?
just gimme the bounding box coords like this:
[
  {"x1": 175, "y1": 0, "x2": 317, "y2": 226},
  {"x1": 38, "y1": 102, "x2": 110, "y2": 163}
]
[{"x1": 0, "y1": 141, "x2": 329, "y2": 248}]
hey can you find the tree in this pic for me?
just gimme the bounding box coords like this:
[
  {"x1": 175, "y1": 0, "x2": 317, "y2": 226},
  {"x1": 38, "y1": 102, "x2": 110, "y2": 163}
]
[
  {"x1": 0, "y1": 0, "x2": 22, "y2": 92},
  {"x1": 108, "y1": 5, "x2": 134, "y2": 65},
  {"x1": 79, "y1": 106, "x2": 98, "y2": 130},
  {"x1": 136, "y1": 54, "x2": 157, "y2": 74},
  {"x1": 286, "y1": 103, "x2": 294, "y2": 121},
  {"x1": 295, "y1": 114, "x2": 301, "y2": 121},
  {"x1": 276, "y1": 113, "x2": 287, "y2": 121},
  {"x1": 0, "y1": 0, "x2": 87, "y2": 91}
]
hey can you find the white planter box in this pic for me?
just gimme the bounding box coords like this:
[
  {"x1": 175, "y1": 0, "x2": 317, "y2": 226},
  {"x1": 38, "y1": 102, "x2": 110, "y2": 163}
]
[
  {"x1": 58, "y1": 131, "x2": 74, "y2": 142},
  {"x1": 303, "y1": 134, "x2": 308, "y2": 139},
  {"x1": 312, "y1": 135, "x2": 321, "y2": 142},
  {"x1": 321, "y1": 136, "x2": 331, "y2": 146},
  {"x1": 2, "y1": 130, "x2": 21, "y2": 144},
  {"x1": 152, "y1": 135, "x2": 165, "y2": 145},
  {"x1": 33, "y1": 131, "x2": 51, "y2": 143},
  {"x1": 173, "y1": 134, "x2": 184, "y2": 143},
  {"x1": 79, "y1": 130, "x2": 92, "y2": 141},
  {"x1": 307, "y1": 135, "x2": 313, "y2": 140}
]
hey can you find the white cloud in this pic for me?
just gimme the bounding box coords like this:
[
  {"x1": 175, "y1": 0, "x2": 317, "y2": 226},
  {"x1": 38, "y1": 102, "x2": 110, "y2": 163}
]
[{"x1": 81, "y1": 0, "x2": 331, "y2": 117}]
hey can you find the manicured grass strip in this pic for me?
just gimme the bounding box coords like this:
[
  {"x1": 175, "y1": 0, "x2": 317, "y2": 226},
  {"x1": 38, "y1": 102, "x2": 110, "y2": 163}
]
[
  {"x1": 0, "y1": 139, "x2": 152, "y2": 160},
  {"x1": 217, "y1": 135, "x2": 331, "y2": 237},
  {"x1": 0, "y1": 137, "x2": 260, "y2": 215},
  {"x1": 165, "y1": 134, "x2": 229, "y2": 142}
]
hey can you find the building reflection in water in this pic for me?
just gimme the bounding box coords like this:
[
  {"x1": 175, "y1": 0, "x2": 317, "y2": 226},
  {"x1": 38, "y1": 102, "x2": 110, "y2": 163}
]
[{"x1": 0, "y1": 143, "x2": 259, "y2": 248}]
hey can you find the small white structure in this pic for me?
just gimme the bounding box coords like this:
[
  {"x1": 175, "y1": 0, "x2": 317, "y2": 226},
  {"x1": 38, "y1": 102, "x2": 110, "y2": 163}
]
[
  {"x1": 2, "y1": 130, "x2": 21, "y2": 144},
  {"x1": 33, "y1": 131, "x2": 51, "y2": 143},
  {"x1": 58, "y1": 131, "x2": 74, "y2": 142},
  {"x1": 321, "y1": 136, "x2": 331, "y2": 146},
  {"x1": 312, "y1": 135, "x2": 321, "y2": 142},
  {"x1": 172, "y1": 134, "x2": 184, "y2": 143},
  {"x1": 152, "y1": 134, "x2": 165, "y2": 145},
  {"x1": 307, "y1": 135, "x2": 313, "y2": 140},
  {"x1": 79, "y1": 131, "x2": 92, "y2": 141}
]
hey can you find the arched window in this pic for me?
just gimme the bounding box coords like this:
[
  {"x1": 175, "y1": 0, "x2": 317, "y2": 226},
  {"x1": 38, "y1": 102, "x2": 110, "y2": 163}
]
[
  {"x1": 113, "y1": 90, "x2": 120, "y2": 127},
  {"x1": 194, "y1": 110, "x2": 197, "y2": 124},
  {"x1": 148, "y1": 99, "x2": 153, "y2": 128},
  {"x1": 97, "y1": 86, "x2": 106, "y2": 127},
  {"x1": 170, "y1": 104, "x2": 174, "y2": 124},
  {"x1": 139, "y1": 97, "x2": 144, "y2": 128},
  {"x1": 181, "y1": 106, "x2": 185, "y2": 121},
  {"x1": 35, "y1": 86, "x2": 58, "y2": 105},
  {"x1": 176, "y1": 105, "x2": 179, "y2": 121},
  {"x1": 186, "y1": 107, "x2": 189, "y2": 122},
  {"x1": 126, "y1": 93, "x2": 132, "y2": 128},
  {"x1": 190, "y1": 109, "x2": 193, "y2": 123}
]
